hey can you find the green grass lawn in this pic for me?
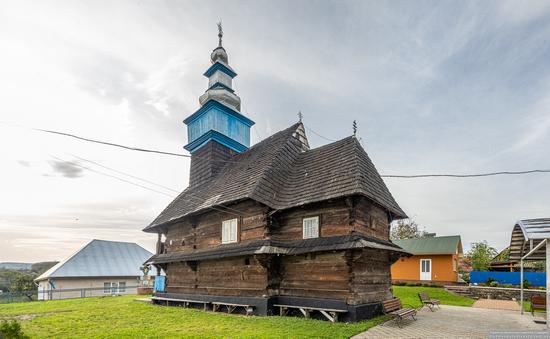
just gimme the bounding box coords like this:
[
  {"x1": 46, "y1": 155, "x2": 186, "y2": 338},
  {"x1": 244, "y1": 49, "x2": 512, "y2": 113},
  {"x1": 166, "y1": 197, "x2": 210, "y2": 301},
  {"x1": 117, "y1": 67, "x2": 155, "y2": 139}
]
[
  {"x1": 0, "y1": 287, "x2": 474, "y2": 338},
  {"x1": 392, "y1": 285, "x2": 475, "y2": 308}
]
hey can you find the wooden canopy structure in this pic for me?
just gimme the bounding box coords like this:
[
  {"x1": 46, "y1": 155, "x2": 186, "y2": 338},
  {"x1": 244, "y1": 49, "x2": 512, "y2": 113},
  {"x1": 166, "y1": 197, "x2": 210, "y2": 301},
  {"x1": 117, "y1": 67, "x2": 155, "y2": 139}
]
[
  {"x1": 510, "y1": 219, "x2": 550, "y2": 261},
  {"x1": 510, "y1": 218, "x2": 550, "y2": 330}
]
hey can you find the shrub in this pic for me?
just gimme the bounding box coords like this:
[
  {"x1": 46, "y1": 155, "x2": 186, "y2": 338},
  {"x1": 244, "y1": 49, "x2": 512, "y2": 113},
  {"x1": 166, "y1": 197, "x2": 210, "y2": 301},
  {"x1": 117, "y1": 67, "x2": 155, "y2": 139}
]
[
  {"x1": 502, "y1": 284, "x2": 513, "y2": 288},
  {"x1": 394, "y1": 282, "x2": 407, "y2": 286},
  {"x1": 523, "y1": 279, "x2": 531, "y2": 289},
  {"x1": 486, "y1": 277, "x2": 496, "y2": 285},
  {"x1": 461, "y1": 272, "x2": 470, "y2": 283},
  {"x1": 0, "y1": 320, "x2": 29, "y2": 339},
  {"x1": 489, "y1": 281, "x2": 499, "y2": 287}
]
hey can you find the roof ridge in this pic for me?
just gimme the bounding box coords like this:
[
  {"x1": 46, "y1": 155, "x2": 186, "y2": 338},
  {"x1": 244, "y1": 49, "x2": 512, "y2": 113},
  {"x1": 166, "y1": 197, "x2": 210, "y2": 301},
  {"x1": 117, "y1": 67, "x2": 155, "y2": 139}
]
[{"x1": 249, "y1": 122, "x2": 308, "y2": 205}]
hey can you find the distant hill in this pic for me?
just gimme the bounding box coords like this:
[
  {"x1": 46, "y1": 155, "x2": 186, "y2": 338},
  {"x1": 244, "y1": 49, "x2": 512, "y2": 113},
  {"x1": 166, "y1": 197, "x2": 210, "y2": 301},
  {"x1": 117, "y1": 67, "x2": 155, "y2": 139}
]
[
  {"x1": 31, "y1": 261, "x2": 59, "y2": 275},
  {"x1": 0, "y1": 262, "x2": 32, "y2": 270}
]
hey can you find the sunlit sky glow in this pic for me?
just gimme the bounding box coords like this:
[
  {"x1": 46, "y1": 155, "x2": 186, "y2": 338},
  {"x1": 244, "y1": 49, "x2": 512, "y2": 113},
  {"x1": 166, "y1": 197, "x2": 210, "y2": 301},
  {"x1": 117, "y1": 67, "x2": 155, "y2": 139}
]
[{"x1": 1, "y1": 0, "x2": 550, "y2": 262}]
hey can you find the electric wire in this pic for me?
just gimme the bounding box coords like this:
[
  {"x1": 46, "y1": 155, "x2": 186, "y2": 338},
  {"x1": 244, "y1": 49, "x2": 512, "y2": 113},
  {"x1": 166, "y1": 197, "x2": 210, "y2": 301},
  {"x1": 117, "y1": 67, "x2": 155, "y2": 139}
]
[{"x1": 4, "y1": 121, "x2": 550, "y2": 179}]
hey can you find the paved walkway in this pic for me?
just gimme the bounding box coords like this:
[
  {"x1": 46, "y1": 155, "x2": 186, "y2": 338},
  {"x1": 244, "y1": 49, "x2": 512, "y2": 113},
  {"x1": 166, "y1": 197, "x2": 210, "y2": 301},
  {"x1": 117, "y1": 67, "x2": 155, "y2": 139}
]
[
  {"x1": 473, "y1": 299, "x2": 522, "y2": 311},
  {"x1": 353, "y1": 305, "x2": 546, "y2": 339}
]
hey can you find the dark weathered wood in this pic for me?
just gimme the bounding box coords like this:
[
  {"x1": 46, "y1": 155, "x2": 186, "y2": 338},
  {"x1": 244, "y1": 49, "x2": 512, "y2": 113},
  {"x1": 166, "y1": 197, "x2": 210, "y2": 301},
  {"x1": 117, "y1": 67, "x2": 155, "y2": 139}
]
[{"x1": 159, "y1": 195, "x2": 398, "y2": 314}]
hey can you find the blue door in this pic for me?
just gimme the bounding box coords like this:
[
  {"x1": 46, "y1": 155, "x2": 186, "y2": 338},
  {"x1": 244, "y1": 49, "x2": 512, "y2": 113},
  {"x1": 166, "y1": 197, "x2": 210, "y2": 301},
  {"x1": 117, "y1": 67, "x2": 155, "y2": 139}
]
[{"x1": 154, "y1": 276, "x2": 166, "y2": 293}]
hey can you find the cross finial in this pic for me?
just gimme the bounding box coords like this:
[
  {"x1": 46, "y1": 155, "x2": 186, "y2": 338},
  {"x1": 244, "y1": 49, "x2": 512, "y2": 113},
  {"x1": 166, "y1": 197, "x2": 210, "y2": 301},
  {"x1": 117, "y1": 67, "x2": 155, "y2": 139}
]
[
  {"x1": 353, "y1": 120, "x2": 357, "y2": 136},
  {"x1": 217, "y1": 21, "x2": 223, "y2": 47},
  {"x1": 298, "y1": 110, "x2": 303, "y2": 122}
]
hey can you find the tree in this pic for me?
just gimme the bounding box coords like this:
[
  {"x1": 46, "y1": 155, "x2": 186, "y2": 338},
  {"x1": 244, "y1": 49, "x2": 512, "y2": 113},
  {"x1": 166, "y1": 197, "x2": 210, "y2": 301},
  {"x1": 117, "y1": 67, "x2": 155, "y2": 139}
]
[
  {"x1": 10, "y1": 274, "x2": 35, "y2": 300},
  {"x1": 466, "y1": 241, "x2": 498, "y2": 271},
  {"x1": 390, "y1": 219, "x2": 426, "y2": 240}
]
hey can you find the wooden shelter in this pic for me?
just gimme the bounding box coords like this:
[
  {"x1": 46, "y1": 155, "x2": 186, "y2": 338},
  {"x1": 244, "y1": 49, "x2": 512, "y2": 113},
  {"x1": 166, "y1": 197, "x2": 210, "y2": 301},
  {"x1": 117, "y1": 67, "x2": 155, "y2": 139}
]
[
  {"x1": 143, "y1": 28, "x2": 411, "y2": 322},
  {"x1": 508, "y1": 218, "x2": 550, "y2": 329}
]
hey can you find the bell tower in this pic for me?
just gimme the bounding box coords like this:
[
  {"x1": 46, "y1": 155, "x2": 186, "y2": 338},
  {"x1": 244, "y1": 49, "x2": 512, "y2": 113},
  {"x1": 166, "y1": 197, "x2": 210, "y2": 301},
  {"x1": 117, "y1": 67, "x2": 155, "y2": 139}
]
[{"x1": 184, "y1": 23, "x2": 255, "y2": 187}]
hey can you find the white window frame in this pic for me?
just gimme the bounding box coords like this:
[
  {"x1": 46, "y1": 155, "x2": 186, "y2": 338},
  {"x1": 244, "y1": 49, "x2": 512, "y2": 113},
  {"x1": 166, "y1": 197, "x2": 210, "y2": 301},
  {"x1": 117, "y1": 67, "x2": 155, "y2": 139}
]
[
  {"x1": 302, "y1": 216, "x2": 320, "y2": 239},
  {"x1": 118, "y1": 282, "x2": 126, "y2": 293},
  {"x1": 104, "y1": 282, "x2": 113, "y2": 294},
  {"x1": 222, "y1": 218, "x2": 238, "y2": 244}
]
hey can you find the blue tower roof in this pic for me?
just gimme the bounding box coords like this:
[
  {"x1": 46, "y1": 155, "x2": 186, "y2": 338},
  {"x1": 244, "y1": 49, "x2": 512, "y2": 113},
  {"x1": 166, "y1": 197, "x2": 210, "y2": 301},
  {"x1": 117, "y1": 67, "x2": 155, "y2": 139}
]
[{"x1": 183, "y1": 27, "x2": 254, "y2": 154}]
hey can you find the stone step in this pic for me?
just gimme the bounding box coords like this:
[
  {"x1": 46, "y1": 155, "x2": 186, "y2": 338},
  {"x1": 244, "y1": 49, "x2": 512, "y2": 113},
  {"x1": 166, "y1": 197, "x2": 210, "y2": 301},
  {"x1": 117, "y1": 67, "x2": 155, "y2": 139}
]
[{"x1": 444, "y1": 285, "x2": 473, "y2": 297}]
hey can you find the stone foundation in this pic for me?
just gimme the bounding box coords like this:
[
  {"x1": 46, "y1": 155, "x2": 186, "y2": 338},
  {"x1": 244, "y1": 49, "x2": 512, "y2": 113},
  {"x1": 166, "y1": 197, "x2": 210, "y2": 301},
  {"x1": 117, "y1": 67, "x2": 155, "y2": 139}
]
[{"x1": 468, "y1": 286, "x2": 546, "y2": 301}]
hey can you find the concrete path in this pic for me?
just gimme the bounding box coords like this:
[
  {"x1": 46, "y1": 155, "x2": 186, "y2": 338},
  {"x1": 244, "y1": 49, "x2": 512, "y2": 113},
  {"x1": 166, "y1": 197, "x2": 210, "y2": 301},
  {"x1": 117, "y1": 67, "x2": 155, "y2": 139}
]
[
  {"x1": 353, "y1": 305, "x2": 546, "y2": 339},
  {"x1": 473, "y1": 299, "x2": 521, "y2": 311}
]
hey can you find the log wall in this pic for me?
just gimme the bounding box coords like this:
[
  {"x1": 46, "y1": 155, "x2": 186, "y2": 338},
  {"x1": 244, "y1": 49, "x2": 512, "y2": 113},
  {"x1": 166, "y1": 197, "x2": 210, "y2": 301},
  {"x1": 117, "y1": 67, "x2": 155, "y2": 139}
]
[
  {"x1": 352, "y1": 197, "x2": 390, "y2": 241},
  {"x1": 279, "y1": 252, "x2": 351, "y2": 300},
  {"x1": 161, "y1": 196, "x2": 394, "y2": 303},
  {"x1": 166, "y1": 256, "x2": 268, "y2": 297},
  {"x1": 270, "y1": 200, "x2": 353, "y2": 241},
  {"x1": 164, "y1": 200, "x2": 268, "y2": 253},
  {"x1": 348, "y1": 248, "x2": 393, "y2": 305}
]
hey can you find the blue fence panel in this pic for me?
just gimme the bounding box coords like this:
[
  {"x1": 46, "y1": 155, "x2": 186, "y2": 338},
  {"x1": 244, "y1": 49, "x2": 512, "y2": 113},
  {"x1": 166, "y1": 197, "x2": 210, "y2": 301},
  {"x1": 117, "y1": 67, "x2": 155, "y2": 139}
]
[
  {"x1": 154, "y1": 275, "x2": 166, "y2": 292},
  {"x1": 470, "y1": 271, "x2": 546, "y2": 286}
]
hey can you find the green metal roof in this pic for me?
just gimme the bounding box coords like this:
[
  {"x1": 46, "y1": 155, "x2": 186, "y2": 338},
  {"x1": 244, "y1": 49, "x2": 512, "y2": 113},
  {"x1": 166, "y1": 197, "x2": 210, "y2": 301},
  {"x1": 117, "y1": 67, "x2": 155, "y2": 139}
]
[{"x1": 393, "y1": 235, "x2": 462, "y2": 255}]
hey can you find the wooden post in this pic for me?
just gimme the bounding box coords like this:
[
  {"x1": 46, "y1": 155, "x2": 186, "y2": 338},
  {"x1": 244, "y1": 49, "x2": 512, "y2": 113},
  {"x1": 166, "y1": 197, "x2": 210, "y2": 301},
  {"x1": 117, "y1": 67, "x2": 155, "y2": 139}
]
[
  {"x1": 520, "y1": 259, "x2": 524, "y2": 315},
  {"x1": 546, "y1": 240, "x2": 550, "y2": 331}
]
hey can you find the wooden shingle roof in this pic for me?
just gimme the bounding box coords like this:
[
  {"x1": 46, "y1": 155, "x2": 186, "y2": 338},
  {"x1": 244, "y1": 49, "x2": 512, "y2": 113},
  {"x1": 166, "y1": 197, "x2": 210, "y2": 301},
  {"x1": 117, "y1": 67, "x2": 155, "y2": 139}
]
[
  {"x1": 144, "y1": 123, "x2": 406, "y2": 232},
  {"x1": 145, "y1": 234, "x2": 411, "y2": 263}
]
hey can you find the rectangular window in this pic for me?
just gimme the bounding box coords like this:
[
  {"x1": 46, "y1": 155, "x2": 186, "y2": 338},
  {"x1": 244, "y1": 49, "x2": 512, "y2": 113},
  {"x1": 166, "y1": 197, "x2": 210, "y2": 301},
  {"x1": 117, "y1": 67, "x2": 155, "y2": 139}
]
[
  {"x1": 118, "y1": 282, "x2": 126, "y2": 293},
  {"x1": 222, "y1": 218, "x2": 238, "y2": 244},
  {"x1": 104, "y1": 282, "x2": 112, "y2": 294},
  {"x1": 303, "y1": 216, "x2": 319, "y2": 239}
]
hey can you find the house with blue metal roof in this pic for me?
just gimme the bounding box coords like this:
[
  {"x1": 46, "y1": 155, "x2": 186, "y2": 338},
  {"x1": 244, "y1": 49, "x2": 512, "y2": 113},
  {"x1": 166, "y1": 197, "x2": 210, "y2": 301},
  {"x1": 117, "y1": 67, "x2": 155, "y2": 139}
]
[{"x1": 35, "y1": 239, "x2": 152, "y2": 300}]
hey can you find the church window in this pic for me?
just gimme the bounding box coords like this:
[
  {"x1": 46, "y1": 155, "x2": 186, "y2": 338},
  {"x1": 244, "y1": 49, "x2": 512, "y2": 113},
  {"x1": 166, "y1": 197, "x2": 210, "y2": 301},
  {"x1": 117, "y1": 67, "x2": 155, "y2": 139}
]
[
  {"x1": 222, "y1": 218, "x2": 238, "y2": 244},
  {"x1": 303, "y1": 216, "x2": 319, "y2": 239}
]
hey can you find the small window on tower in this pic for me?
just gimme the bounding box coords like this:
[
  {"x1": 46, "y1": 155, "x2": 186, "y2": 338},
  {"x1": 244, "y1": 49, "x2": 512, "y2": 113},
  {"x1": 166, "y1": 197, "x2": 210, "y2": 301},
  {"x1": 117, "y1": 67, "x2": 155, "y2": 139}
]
[
  {"x1": 303, "y1": 216, "x2": 319, "y2": 239},
  {"x1": 222, "y1": 218, "x2": 238, "y2": 244}
]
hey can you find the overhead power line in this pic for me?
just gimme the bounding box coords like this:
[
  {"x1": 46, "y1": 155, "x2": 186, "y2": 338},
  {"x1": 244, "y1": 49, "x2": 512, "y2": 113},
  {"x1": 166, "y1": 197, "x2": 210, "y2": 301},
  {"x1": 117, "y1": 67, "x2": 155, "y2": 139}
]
[
  {"x1": 51, "y1": 155, "x2": 177, "y2": 198},
  {"x1": 62, "y1": 154, "x2": 244, "y2": 216},
  {"x1": 381, "y1": 169, "x2": 550, "y2": 178},
  {"x1": 39, "y1": 128, "x2": 189, "y2": 158},
  {"x1": 304, "y1": 125, "x2": 337, "y2": 142},
  {"x1": 69, "y1": 154, "x2": 180, "y2": 193},
  {"x1": 4, "y1": 121, "x2": 550, "y2": 180}
]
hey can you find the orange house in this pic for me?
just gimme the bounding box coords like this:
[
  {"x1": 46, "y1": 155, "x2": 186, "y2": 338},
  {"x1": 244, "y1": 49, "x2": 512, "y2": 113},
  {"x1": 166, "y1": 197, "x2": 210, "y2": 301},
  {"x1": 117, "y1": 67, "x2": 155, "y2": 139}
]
[{"x1": 391, "y1": 235, "x2": 462, "y2": 284}]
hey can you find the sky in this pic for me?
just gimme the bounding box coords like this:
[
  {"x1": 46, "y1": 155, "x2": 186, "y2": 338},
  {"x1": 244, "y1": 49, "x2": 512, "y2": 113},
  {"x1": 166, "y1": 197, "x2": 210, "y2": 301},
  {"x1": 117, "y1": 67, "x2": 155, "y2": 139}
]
[{"x1": 1, "y1": 0, "x2": 549, "y2": 262}]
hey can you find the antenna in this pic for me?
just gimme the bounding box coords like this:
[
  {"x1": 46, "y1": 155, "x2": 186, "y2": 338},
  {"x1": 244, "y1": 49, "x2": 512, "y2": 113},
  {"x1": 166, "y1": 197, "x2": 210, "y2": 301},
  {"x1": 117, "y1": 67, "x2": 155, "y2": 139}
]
[
  {"x1": 298, "y1": 111, "x2": 303, "y2": 122},
  {"x1": 353, "y1": 120, "x2": 357, "y2": 136}
]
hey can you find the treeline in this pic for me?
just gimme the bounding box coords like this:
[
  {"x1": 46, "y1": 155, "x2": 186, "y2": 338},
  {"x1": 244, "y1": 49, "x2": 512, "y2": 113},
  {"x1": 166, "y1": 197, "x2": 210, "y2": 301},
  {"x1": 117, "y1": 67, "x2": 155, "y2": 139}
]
[{"x1": 0, "y1": 261, "x2": 58, "y2": 293}]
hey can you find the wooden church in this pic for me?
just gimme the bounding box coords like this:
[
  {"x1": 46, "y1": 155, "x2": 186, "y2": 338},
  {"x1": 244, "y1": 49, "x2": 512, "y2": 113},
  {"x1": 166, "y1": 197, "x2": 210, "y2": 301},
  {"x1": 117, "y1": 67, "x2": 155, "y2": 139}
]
[{"x1": 143, "y1": 27, "x2": 410, "y2": 322}]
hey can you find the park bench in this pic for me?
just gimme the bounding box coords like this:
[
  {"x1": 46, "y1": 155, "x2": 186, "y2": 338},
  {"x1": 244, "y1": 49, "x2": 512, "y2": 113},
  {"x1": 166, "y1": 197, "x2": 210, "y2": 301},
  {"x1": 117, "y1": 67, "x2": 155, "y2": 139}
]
[
  {"x1": 418, "y1": 292, "x2": 441, "y2": 311},
  {"x1": 382, "y1": 298, "x2": 417, "y2": 328},
  {"x1": 274, "y1": 304, "x2": 347, "y2": 322},
  {"x1": 212, "y1": 302, "x2": 254, "y2": 316},
  {"x1": 530, "y1": 296, "x2": 546, "y2": 316}
]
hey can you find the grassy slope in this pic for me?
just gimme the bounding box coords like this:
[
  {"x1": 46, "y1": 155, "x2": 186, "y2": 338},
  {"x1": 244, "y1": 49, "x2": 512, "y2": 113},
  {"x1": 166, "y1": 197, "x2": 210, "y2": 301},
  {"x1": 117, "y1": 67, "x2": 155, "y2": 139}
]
[
  {"x1": 0, "y1": 287, "x2": 474, "y2": 338},
  {"x1": 0, "y1": 295, "x2": 385, "y2": 339}
]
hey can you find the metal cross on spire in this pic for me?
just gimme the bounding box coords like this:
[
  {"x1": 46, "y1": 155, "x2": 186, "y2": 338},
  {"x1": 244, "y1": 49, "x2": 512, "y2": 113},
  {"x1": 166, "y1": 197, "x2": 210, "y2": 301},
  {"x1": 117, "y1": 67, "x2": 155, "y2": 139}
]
[
  {"x1": 298, "y1": 110, "x2": 303, "y2": 122},
  {"x1": 217, "y1": 21, "x2": 223, "y2": 47},
  {"x1": 353, "y1": 120, "x2": 357, "y2": 136}
]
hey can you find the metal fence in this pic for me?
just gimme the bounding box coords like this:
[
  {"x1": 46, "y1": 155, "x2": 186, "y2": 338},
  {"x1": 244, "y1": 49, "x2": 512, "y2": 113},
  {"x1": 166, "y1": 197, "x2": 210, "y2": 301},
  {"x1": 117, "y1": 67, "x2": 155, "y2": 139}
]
[
  {"x1": 0, "y1": 285, "x2": 140, "y2": 304},
  {"x1": 470, "y1": 271, "x2": 546, "y2": 286}
]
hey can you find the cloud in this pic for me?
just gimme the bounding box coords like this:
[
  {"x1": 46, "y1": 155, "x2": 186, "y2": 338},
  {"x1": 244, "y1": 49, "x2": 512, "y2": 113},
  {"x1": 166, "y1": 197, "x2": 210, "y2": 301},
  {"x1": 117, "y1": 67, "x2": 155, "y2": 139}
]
[
  {"x1": 17, "y1": 160, "x2": 30, "y2": 167},
  {"x1": 48, "y1": 160, "x2": 84, "y2": 178}
]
